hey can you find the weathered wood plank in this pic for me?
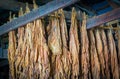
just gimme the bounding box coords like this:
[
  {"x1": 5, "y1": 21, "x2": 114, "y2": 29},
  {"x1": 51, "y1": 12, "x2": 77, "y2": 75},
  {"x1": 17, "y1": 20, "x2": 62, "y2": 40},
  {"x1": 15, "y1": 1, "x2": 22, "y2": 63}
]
[
  {"x1": 87, "y1": 7, "x2": 120, "y2": 29},
  {"x1": 0, "y1": 0, "x2": 78, "y2": 36}
]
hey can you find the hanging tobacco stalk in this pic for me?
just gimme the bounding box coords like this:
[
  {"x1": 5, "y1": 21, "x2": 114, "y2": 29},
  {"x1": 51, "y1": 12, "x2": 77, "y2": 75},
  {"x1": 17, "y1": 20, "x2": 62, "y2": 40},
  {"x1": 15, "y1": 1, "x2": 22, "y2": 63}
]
[
  {"x1": 48, "y1": 12, "x2": 64, "y2": 79},
  {"x1": 94, "y1": 29, "x2": 105, "y2": 78},
  {"x1": 69, "y1": 8, "x2": 80, "y2": 79},
  {"x1": 59, "y1": 9, "x2": 72, "y2": 79},
  {"x1": 8, "y1": 12, "x2": 17, "y2": 79},
  {"x1": 107, "y1": 28, "x2": 119, "y2": 79},
  {"x1": 88, "y1": 29, "x2": 100, "y2": 79},
  {"x1": 116, "y1": 23, "x2": 120, "y2": 74},
  {"x1": 80, "y1": 12, "x2": 89, "y2": 79},
  {"x1": 100, "y1": 28, "x2": 110, "y2": 79}
]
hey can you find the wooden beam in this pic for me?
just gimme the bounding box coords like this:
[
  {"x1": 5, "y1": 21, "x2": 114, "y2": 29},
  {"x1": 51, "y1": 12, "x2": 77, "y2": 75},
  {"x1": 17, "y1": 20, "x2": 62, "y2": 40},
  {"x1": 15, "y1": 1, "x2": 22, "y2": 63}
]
[
  {"x1": 0, "y1": 0, "x2": 78, "y2": 36},
  {"x1": 87, "y1": 7, "x2": 120, "y2": 29},
  {"x1": 0, "y1": 0, "x2": 80, "y2": 20},
  {"x1": 0, "y1": 0, "x2": 73, "y2": 20}
]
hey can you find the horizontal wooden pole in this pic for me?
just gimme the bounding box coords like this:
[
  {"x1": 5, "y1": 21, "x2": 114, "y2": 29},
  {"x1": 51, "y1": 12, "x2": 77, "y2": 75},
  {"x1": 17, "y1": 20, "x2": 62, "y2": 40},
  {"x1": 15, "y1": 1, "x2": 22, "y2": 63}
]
[
  {"x1": 0, "y1": 0, "x2": 78, "y2": 36},
  {"x1": 87, "y1": 7, "x2": 120, "y2": 29}
]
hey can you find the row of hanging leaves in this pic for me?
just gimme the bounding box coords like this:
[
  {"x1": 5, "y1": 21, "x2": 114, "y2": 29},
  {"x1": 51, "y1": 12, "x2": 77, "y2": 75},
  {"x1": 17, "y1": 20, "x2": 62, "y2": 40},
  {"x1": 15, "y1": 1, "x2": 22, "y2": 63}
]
[{"x1": 8, "y1": 1, "x2": 120, "y2": 79}]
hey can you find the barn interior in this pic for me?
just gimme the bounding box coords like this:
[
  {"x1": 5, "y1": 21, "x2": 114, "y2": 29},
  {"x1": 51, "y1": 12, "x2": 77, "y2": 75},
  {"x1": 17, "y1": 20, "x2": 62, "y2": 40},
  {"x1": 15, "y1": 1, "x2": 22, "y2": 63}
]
[{"x1": 0, "y1": 0, "x2": 120, "y2": 79}]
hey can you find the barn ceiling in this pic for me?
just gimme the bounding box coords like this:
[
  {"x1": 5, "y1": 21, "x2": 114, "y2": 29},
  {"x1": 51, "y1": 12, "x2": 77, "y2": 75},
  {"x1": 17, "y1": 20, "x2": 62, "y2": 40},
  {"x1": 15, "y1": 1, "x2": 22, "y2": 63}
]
[{"x1": 0, "y1": 0, "x2": 119, "y2": 26}]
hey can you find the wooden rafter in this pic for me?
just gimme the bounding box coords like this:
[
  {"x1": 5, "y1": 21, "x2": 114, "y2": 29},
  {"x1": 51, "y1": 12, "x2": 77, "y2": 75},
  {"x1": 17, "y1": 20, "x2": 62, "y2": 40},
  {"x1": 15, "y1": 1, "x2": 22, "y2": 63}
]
[
  {"x1": 0, "y1": 0, "x2": 78, "y2": 35},
  {"x1": 87, "y1": 7, "x2": 120, "y2": 29}
]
